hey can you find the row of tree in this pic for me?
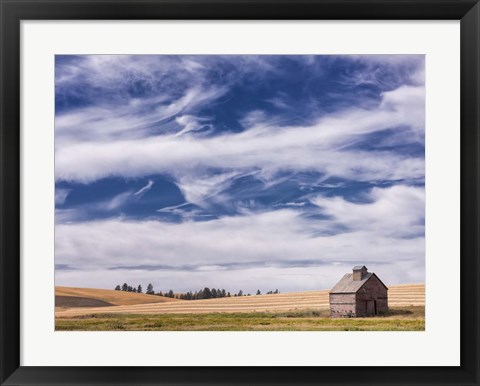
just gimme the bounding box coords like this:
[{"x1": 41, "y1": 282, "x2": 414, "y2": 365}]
[
  {"x1": 115, "y1": 283, "x2": 154, "y2": 294},
  {"x1": 175, "y1": 287, "x2": 230, "y2": 300},
  {"x1": 114, "y1": 283, "x2": 280, "y2": 299}
]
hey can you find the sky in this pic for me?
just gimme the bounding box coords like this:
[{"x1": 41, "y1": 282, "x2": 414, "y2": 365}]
[{"x1": 55, "y1": 55, "x2": 425, "y2": 294}]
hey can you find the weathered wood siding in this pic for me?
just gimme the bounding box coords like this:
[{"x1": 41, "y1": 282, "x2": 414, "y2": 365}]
[
  {"x1": 330, "y1": 274, "x2": 388, "y2": 317},
  {"x1": 329, "y1": 293, "x2": 356, "y2": 317},
  {"x1": 355, "y1": 275, "x2": 388, "y2": 316}
]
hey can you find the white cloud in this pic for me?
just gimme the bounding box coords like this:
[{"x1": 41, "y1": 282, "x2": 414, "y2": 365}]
[
  {"x1": 380, "y1": 86, "x2": 425, "y2": 134},
  {"x1": 55, "y1": 191, "x2": 134, "y2": 223},
  {"x1": 56, "y1": 186, "x2": 424, "y2": 291},
  {"x1": 105, "y1": 191, "x2": 132, "y2": 211},
  {"x1": 55, "y1": 84, "x2": 425, "y2": 186},
  {"x1": 312, "y1": 185, "x2": 425, "y2": 238},
  {"x1": 174, "y1": 115, "x2": 214, "y2": 137},
  {"x1": 56, "y1": 55, "x2": 178, "y2": 90},
  {"x1": 54, "y1": 57, "x2": 425, "y2": 228},
  {"x1": 176, "y1": 171, "x2": 254, "y2": 209},
  {"x1": 134, "y1": 180, "x2": 154, "y2": 195},
  {"x1": 56, "y1": 55, "x2": 281, "y2": 92},
  {"x1": 157, "y1": 203, "x2": 189, "y2": 213},
  {"x1": 56, "y1": 261, "x2": 424, "y2": 295},
  {"x1": 55, "y1": 85, "x2": 227, "y2": 148},
  {"x1": 339, "y1": 54, "x2": 425, "y2": 89},
  {"x1": 55, "y1": 56, "x2": 426, "y2": 291},
  {"x1": 55, "y1": 188, "x2": 70, "y2": 205}
]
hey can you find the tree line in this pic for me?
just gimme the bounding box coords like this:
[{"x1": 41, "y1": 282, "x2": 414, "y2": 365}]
[
  {"x1": 114, "y1": 283, "x2": 280, "y2": 299},
  {"x1": 115, "y1": 283, "x2": 154, "y2": 294}
]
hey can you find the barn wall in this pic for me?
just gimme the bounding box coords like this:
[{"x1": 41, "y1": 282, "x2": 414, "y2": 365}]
[
  {"x1": 329, "y1": 293, "x2": 356, "y2": 318},
  {"x1": 355, "y1": 275, "x2": 388, "y2": 316},
  {"x1": 355, "y1": 300, "x2": 367, "y2": 317},
  {"x1": 376, "y1": 298, "x2": 388, "y2": 314},
  {"x1": 330, "y1": 274, "x2": 388, "y2": 318}
]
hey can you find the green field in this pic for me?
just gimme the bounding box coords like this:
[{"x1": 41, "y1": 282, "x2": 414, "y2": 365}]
[{"x1": 56, "y1": 306, "x2": 424, "y2": 331}]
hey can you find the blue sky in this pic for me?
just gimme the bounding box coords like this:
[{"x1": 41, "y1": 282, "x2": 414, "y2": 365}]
[{"x1": 55, "y1": 55, "x2": 425, "y2": 293}]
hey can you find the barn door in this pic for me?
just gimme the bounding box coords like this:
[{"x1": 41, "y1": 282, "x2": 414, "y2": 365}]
[{"x1": 366, "y1": 300, "x2": 376, "y2": 316}]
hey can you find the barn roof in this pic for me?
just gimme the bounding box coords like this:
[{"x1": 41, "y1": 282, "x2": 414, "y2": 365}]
[
  {"x1": 330, "y1": 272, "x2": 373, "y2": 293},
  {"x1": 329, "y1": 272, "x2": 388, "y2": 294}
]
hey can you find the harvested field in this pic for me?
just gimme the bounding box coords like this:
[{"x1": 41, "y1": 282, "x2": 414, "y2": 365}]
[
  {"x1": 56, "y1": 284, "x2": 424, "y2": 317},
  {"x1": 55, "y1": 295, "x2": 114, "y2": 308},
  {"x1": 55, "y1": 286, "x2": 178, "y2": 308}
]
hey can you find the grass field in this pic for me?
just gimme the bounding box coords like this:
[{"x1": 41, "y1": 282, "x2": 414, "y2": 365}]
[
  {"x1": 56, "y1": 306, "x2": 425, "y2": 331},
  {"x1": 55, "y1": 284, "x2": 424, "y2": 331}
]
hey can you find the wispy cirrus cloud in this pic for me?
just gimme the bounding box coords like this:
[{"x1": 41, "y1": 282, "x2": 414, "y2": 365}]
[
  {"x1": 55, "y1": 185, "x2": 425, "y2": 291},
  {"x1": 55, "y1": 188, "x2": 71, "y2": 205},
  {"x1": 55, "y1": 84, "x2": 424, "y2": 186},
  {"x1": 55, "y1": 55, "x2": 425, "y2": 291},
  {"x1": 134, "y1": 180, "x2": 154, "y2": 195}
]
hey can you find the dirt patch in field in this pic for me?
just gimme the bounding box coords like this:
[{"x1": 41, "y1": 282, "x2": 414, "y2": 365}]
[{"x1": 55, "y1": 295, "x2": 114, "y2": 308}]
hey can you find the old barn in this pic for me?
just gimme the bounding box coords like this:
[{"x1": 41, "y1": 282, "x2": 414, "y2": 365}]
[{"x1": 329, "y1": 266, "x2": 388, "y2": 318}]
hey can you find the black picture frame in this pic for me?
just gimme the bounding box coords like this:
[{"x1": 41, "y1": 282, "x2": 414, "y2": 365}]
[{"x1": 1, "y1": 1, "x2": 479, "y2": 385}]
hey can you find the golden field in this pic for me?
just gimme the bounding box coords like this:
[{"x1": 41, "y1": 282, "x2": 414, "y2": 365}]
[
  {"x1": 55, "y1": 284, "x2": 425, "y2": 331},
  {"x1": 55, "y1": 286, "x2": 178, "y2": 311},
  {"x1": 55, "y1": 283, "x2": 424, "y2": 317}
]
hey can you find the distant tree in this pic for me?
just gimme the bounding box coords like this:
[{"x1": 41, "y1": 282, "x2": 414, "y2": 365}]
[
  {"x1": 146, "y1": 283, "x2": 154, "y2": 295},
  {"x1": 274, "y1": 289, "x2": 279, "y2": 294},
  {"x1": 115, "y1": 285, "x2": 121, "y2": 291},
  {"x1": 203, "y1": 287, "x2": 212, "y2": 299},
  {"x1": 137, "y1": 285, "x2": 142, "y2": 293},
  {"x1": 132, "y1": 287, "x2": 137, "y2": 293},
  {"x1": 122, "y1": 283, "x2": 128, "y2": 291},
  {"x1": 127, "y1": 285, "x2": 133, "y2": 292},
  {"x1": 147, "y1": 286, "x2": 268, "y2": 301}
]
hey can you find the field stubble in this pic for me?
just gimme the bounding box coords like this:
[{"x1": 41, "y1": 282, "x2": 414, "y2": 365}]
[
  {"x1": 56, "y1": 283, "x2": 425, "y2": 316},
  {"x1": 55, "y1": 284, "x2": 424, "y2": 331}
]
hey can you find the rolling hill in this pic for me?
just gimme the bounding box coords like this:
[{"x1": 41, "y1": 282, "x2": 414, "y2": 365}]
[
  {"x1": 56, "y1": 283, "x2": 424, "y2": 317},
  {"x1": 55, "y1": 286, "x2": 178, "y2": 309}
]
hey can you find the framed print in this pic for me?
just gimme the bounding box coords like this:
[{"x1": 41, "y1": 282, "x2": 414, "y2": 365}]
[{"x1": 0, "y1": 0, "x2": 479, "y2": 385}]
